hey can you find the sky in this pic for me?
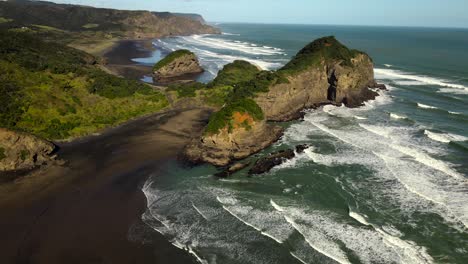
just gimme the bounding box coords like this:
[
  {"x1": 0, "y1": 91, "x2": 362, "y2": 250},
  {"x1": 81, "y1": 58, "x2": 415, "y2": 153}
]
[{"x1": 51, "y1": 0, "x2": 468, "y2": 28}]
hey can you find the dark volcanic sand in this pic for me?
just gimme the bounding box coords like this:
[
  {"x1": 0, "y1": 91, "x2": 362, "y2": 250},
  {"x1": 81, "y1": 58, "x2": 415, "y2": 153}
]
[
  {"x1": 0, "y1": 108, "x2": 211, "y2": 264},
  {"x1": 103, "y1": 40, "x2": 155, "y2": 81}
]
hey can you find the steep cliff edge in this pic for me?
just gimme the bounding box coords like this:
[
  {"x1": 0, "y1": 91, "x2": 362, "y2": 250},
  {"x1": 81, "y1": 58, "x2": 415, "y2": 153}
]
[
  {"x1": 184, "y1": 36, "x2": 384, "y2": 167},
  {"x1": 0, "y1": 128, "x2": 56, "y2": 172},
  {"x1": 256, "y1": 36, "x2": 378, "y2": 121},
  {"x1": 185, "y1": 113, "x2": 284, "y2": 166},
  {"x1": 153, "y1": 50, "x2": 204, "y2": 80}
]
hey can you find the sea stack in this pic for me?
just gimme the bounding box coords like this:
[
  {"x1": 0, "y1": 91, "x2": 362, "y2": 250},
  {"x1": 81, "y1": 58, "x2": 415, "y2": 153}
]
[{"x1": 153, "y1": 49, "x2": 204, "y2": 80}]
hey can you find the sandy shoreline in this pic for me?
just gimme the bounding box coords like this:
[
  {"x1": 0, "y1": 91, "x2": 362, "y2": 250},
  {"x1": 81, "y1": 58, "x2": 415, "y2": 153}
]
[
  {"x1": 0, "y1": 36, "x2": 213, "y2": 263},
  {"x1": 102, "y1": 39, "x2": 155, "y2": 81}
]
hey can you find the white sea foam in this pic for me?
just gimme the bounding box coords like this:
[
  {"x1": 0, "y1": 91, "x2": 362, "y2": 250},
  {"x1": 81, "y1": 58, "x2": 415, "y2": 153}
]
[
  {"x1": 424, "y1": 130, "x2": 468, "y2": 143},
  {"x1": 290, "y1": 252, "x2": 308, "y2": 264},
  {"x1": 301, "y1": 111, "x2": 468, "y2": 229},
  {"x1": 192, "y1": 202, "x2": 208, "y2": 220},
  {"x1": 216, "y1": 194, "x2": 295, "y2": 244},
  {"x1": 394, "y1": 80, "x2": 426, "y2": 86},
  {"x1": 349, "y1": 211, "x2": 371, "y2": 226},
  {"x1": 384, "y1": 64, "x2": 393, "y2": 68},
  {"x1": 272, "y1": 200, "x2": 433, "y2": 264},
  {"x1": 354, "y1": 115, "x2": 368, "y2": 120},
  {"x1": 181, "y1": 35, "x2": 285, "y2": 56},
  {"x1": 222, "y1": 32, "x2": 240, "y2": 36},
  {"x1": 390, "y1": 113, "x2": 407, "y2": 119},
  {"x1": 449, "y1": 111, "x2": 462, "y2": 115},
  {"x1": 194, "y1": 48, "x2": 283, "y2": 70},
  {"x1": 417, "y1": 103, "x2": 438, "y2": 109},
  {"x1": 374, "y1": 68, "x2": 468, "y2": 91}
]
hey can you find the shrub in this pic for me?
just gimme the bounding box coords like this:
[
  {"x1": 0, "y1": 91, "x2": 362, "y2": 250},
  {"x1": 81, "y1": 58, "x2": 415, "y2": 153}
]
[{"x1": 167, "y1": 82, "x2": 206, "y2": 98}]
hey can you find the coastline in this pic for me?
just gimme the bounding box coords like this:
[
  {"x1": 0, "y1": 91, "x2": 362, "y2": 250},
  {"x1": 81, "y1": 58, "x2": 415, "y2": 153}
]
[
  {"x1": 0, "y1": 35, "x2": 221, "y2": 263},
  {"x1": 102, "y1": 39, "x2": 156, "y2": 81},
  {"x1": 0, "y1": 108, "x2": 210, "y2": 264}
]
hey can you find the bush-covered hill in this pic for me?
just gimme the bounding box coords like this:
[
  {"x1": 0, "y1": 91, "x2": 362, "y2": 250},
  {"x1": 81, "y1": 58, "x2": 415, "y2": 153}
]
[
  {"x1": 0, "y1": 30, "x2": 168, "y2": 140},
  {"x1": 0, "y1": 0, "x2": 219, "y2": 38}
]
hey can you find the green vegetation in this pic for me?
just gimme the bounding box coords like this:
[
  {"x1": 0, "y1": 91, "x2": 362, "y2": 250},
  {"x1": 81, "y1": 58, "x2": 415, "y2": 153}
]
[
  {"x1": 20, "y1": 150, "x2": 29, "y2": 161},
  {"x1": 0, "y1": 147, "x2": 6, "y2": 161},
  {"x1": 0, "y1": 30, "x2": 168, "y2": 140},
  {"x1": 0, "y1": 17, "x2": 12, "y2": 24},
  {"x1": 280, "y1": 36, "x2": 362, "y2": 75},
  {"x1": 82, "y1": 23, "x2": 99, "y2": 29},
  {"x1": 208, "y1": 60, "x2": 260, "y2": 88},
  {"x1": 153, "y1": 50, "x2": 194, "y2": 71},
  {"x1": 201, "y1": 61, "x2": 291, "y2": 134},
  {"x1": 205, "y1": 99, "x2": 264, "y2": 134},
  {"x1": 167, "y1": 82, "x2": 206, "y2": 98}
]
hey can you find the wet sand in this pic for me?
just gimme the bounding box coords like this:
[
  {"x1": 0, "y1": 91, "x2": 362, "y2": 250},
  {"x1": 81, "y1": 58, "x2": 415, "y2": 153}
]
[
  {"x1": 0, "y1": 108, "x2": 211, "y2": 264},
  {"x1": 103, "y1": 40, "x2": 155, "y2": 80}
]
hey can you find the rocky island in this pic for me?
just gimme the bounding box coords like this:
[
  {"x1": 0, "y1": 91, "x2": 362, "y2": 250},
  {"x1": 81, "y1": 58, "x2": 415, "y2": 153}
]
[{"x1": 153, "y1": 50, "x2": 204, "y2": 81}]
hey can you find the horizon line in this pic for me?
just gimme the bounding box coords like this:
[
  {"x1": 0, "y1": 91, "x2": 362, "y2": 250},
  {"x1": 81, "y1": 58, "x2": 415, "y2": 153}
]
[{"x1": 207, "y1": 21, "x2": 468, "y2": 30}]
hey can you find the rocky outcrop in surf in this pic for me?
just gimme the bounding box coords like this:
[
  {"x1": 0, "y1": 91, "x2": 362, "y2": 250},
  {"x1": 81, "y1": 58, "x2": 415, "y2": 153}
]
[
  {"x1": 153, "y1": 50, "x2": 204, "y2": 80},
  {"x1": 0, "y1": 128, "x2": 57, "y2": 172},
  {"x1": 256, "y1": 36, "x2": 383, "y2": 121},
  {"x1": 184, "y1": 36, "x2": 385, "y2": 167},
  {"x1": 185, "y1": 120, "x2": 284, "y2": 167}
]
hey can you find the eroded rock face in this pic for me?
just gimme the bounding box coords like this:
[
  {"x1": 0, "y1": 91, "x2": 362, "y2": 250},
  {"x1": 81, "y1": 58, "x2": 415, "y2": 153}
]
[
  {"x1": 255, "y1": 54, "x2": 376, "y2": 121},
  {"x1": 0, "y1": 128, "x2": 56, "y2": 172},
  {"x1": 184, "y1": 121, "x2": 284, "y2": 167},
  {"x1": 154, "y1": 52, "x2": 204, "y2": 80}
]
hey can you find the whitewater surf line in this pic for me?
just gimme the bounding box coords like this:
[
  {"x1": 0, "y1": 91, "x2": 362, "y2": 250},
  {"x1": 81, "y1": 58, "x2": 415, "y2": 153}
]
[
  {"x1": 192, "y1": 202, "x2": 208, "y2": 220},
  {"x1": 417, "y1": 103, "x2": 438, "y2": 109},
  {"x1": 290, "y1": 252, "x2": 309, "y2": 264},
  {"x1": 374, "y1": 68, "x2": 468, "y2": 91},
  {"x1": 217, "y1": 196, "x2": 284, "y2": 244},
  {"x1": 270, "y1": 200, "x2": 351, "y2": 264},
  {"x1": 424, "y1": 130, "x2": 468, "y2": 143}
]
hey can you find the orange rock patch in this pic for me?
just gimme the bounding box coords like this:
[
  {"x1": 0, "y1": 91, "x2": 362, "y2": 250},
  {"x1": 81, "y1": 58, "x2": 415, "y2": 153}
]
[{"x1": 232, "y1": 112, "x2": 254, "y2": 129}]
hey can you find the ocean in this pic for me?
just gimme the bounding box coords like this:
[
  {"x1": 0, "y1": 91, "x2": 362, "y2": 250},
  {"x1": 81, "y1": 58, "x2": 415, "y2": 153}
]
[{"x1": 137, "y1": 24, "x2": 468, "y2": 264}]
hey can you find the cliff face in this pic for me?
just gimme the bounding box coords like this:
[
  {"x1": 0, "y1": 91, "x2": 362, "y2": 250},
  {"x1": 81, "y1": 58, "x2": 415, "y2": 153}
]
[
  {"x1": 185, "y1": 119, "x2": 283, "y2": 166},
  {"x1": 0, "y1": 0, "x2": 220, "y2": 38},
  {"x1": 153, "y1": 50, "x2": 204, "y2": 80},
  {"x1": 256, "y1": 53, "x2": 375, "y2": 121},
  {"x1": 0, "y1": 128, "x2": 56, "y2": 172}
]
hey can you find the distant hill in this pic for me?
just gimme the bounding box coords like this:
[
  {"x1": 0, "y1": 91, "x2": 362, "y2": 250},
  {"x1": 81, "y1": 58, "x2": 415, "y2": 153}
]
[
  {"x1": 172, "y1": 13, "x2": 207, "y2": 24},
  {"x1": 0, "y1": 0, "x2": 219, "y2": 38}
]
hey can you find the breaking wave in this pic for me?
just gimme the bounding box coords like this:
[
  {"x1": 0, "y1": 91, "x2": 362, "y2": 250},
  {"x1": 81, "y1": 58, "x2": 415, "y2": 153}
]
[{"x1": 374, "y1": 68, "x2": 468, "y2": 93}]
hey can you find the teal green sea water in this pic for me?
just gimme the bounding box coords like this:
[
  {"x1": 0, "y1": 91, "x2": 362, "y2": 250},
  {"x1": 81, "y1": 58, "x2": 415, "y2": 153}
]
[{"x1": 139, "y1": 24, "x2": 468, "y2": 264}]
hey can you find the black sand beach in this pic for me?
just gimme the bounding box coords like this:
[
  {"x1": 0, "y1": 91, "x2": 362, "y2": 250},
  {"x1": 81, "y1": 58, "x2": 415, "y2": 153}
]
[{"x1": 0, "y1": 41, "x2": 212, "y2": 264}]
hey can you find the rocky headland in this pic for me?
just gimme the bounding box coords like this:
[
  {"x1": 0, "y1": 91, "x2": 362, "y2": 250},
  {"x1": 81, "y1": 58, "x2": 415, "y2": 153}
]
[{"x1": 183, "y1": 36, "x2": 386, "y2": 169}]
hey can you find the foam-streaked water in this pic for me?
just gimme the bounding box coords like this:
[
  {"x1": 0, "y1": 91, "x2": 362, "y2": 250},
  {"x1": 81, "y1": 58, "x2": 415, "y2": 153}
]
[{"x1": 141, "y1": 24, "x2": 468, "y2": 263}]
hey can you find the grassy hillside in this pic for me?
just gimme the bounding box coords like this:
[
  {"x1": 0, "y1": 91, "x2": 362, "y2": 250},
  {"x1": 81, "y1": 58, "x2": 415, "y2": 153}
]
[
  {"x1": 280, "y1": 36, "x2": 363, "y2": 75},
  {"x1": 0, "y1": 30, "x2": 168, "y2": 140},
  {"x1": 164, "y1": 60, "x2": 288, "y2": 135},
  {"x1": 0, "y1": 0, "x2": 219, "y2": 38}
]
